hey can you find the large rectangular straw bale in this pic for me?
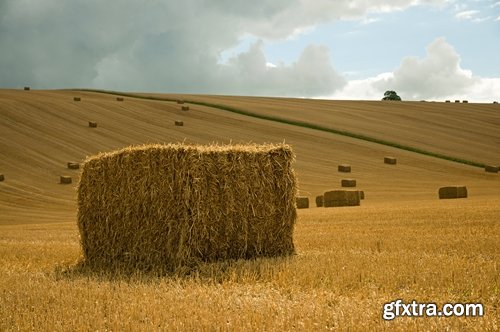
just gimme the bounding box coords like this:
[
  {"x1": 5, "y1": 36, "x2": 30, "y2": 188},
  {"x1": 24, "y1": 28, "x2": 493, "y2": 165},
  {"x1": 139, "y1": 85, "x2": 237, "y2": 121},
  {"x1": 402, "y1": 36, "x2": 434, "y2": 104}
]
[
  {"x1": 77, "y1": 143, "x2": 297, "y2": 271},
  {"x1": 438, "y1": 186, "x2": 468, "y2": 199},
  {"x1": 384, "y1": 156, "x2": 397, "y2": 165},
  {"x1": 338, "y1": 164, "x2": 351, "y2": 173},
  {"x1": 74, "y1": 97, "x2": 81, "y2": 102},
  {"x1": 181, "y1": 106, "x2": 189, "y2": 111},
  {"x1": 323, "y1": 190, "x2": 360, "y2": 207},
  {"x1": 0, "y1": 174, "x2": 4, "y2": 182},
  {"x1": 60, "y1": 175, "x2": 72, "y2": 184},
  {"x1": 175, "y1": 120, "x2": 184, "y2": 126},
  {"x1": 24, "y1": 86, "x2": 30, "y2": 91},
  {"x1": 485, "y1": 165, "x2": 498, "y2": 173},
  {"x1": 67, "y1": 162, "x2": 80, "y2": 169},
  {"x1": 341, "y1": 179, "x2": 356, "y2": 187},
  {"x1": 88, "y1": 121, "x2": 97, "y2": 128},
  {"x1": 358, "y1": 190, "x2": 365, "y2": 200},
  {"x1": 315, "y1": 195, "x2": 323, "y2": 207},
  {"x1": 296, "y1": 196, "x2": 309, "y2": 209},
  {"x1": 116, "y1": 97, "x2": 124, "y2": 101}
]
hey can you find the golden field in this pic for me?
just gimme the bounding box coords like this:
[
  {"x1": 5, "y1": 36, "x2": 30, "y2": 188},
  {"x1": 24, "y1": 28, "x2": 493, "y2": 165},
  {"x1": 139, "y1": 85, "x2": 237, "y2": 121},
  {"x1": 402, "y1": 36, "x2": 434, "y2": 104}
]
[{"x1": 0, "y1": 89, "x2": 499, "y2": 330}]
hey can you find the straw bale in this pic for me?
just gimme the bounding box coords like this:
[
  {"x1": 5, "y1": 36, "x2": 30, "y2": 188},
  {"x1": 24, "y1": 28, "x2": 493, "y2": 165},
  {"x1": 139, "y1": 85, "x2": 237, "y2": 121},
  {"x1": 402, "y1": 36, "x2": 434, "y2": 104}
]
[
  {"x1": 296, "y1": 196, "x2": 309, "y2": 209},
  {"x1": 454, "y1": 100, "x2": 460, "y2": 103},
  {"x1": 438, "y1": 186, "x2": 468, "y2": 199},
  {"x1": 181, "y1": 106, "x2": 189, "y2": 111},
  {"x1": 315, "y1": 195, "x2": 323, "y2": 207},
  {"x1": 67, "y1": 162, "x2": 80, "y2": 170},
  {"x1": 175, "y1": 120, "x2": 184, "y2": 126},
  {"x1": 494, "y1": 101, "x2": 498, "y2": 104},
  {"x1": 445, "y1": 100, "x2": 450, "y2": 103},
  {"x1": 341, "y1": 179, "x2": 356, "y2": 187},
  {"x1": 24, "y1": 86, "x2": 30, "y2": 91},
  {"x1": 462, "y1": 100, "x2": 468, "y2": 103},
  {"x1": 0, "y1": 174, "x2": 4, "y2": 182},
  {"x1": 384, "y1": 156, "x2": 397, "y2": 165},
  {"x1": 485, "y1": 165, "x2": 499, "y2": 173},
  {"x1": 74, "y1": 97, "x2": 81, "y2": 102},
  {"x1": 77, "y1": 143, "x2": 297, "y2": 272},
  {"x1": 116, "y1": 97, "x2": 124, "y2": 101},
  {"x1": 60, "y1": 175, "x2": 72, "y2": 184},
  {"x1": 358, "y1": 190, "x2": 365, "y2": 200},
  {"x1": 177, "y1": 100, "x2": 185, "y2": 104},
  {"x1": 338, "y1": 164, "x2": 351, "y2": 173},
  {"x1": 323, "y1": 190, "x2": 360, "y2": 207},
  {"x1": 88, "y1": 121, "x2": 98, "y2": 128}
]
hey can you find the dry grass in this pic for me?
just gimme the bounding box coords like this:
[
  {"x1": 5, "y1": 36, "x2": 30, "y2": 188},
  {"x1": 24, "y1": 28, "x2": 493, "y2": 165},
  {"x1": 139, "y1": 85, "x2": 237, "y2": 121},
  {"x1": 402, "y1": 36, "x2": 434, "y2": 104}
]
[
  {"x1": 77, "y1": 143, "x2": 297, "y2": 272},
  {"x1": 0, "y1": 199, "x2": 498, "y2": 330}
]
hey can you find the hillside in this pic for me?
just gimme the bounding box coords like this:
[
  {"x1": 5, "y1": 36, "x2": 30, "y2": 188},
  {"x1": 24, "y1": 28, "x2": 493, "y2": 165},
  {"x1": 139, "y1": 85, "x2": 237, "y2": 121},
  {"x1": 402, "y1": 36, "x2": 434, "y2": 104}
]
[{"x1": 0, "y1": 89, "x2": 499, "y2": 224}]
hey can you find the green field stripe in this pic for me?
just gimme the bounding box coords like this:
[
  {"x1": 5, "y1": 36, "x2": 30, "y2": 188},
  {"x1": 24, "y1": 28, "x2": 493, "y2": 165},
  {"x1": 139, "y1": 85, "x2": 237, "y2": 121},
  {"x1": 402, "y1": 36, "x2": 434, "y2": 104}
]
[{"x1": 76, "y1": 89, "x2": 486, "y2": 168}]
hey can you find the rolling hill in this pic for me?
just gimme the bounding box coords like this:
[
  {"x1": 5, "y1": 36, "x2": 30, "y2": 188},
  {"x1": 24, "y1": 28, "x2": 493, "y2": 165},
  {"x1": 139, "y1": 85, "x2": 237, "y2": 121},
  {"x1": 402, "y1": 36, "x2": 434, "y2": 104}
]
[{"x1": 0, "y1": 89, "x2": 499, "y2": 225}]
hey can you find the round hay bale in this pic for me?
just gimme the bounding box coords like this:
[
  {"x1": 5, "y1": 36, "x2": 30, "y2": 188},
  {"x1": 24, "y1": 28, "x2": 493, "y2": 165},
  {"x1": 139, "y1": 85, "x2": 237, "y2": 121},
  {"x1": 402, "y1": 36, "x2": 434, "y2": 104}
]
[
  {"x1": 24, "y1": 86, "x2": 30, "y2": 91},
  {"x1": 296, "y1": 196, "x2": 309, "y2": 209},
  {"x1": 485, "y1": 165, "x2": 499, "y2": 173},
  {"x1": 177, "y1": 100, "x2": 185, "y2": 104},
  {"x1": 384, "y1": 156, "x2": 397, "y2": 165},
  {"x1": 323, "y1": 190, "x2": 360, "y2": 207},
  {"x1": 74, "y1": 97, "x2": 81, "y2": 102},
  {"x1": 0, "y1": 174, "x2": 4, "y2": 182},
  {"x1": 358, "y1": 190, "x2": 365, "y2": 200},
  {"x1": 116, "y1": 97, "x2": 124, "y2": 102},
  {"x1": 341, "y1": 179, "x2": 356, "y2": 187},
  {"x1": 181, "y1": 106, "x2": 189, "y2": 111},
  {"x1": 338, "y1": 164, "x2": 351, "y2": 173},
  {"x1": 175, "y1": 120, "x2": 184, "y2": 126},
  {"x1": 67, "y1": 162, "x2": 80, "y2": 170},
  {"x1": 315, "y1": 195, "x2": 323, "y2": 207},
  {"x1": 88, "y1": 121, "x2": 98, "y2": 128},
  {"x1": 60, "y1": 175, "x2": 72, "y2": 184},
  {"x1": 438, "y1": 186, "x2": 468, "y2": 199}
]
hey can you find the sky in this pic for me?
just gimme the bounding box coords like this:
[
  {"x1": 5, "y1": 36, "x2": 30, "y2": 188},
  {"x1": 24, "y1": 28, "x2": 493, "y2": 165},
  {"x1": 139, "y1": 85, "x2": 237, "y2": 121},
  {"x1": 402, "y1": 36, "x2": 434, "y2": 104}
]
[{"x1": 0, "y1": 0, "x2": 499, "y2": 101}]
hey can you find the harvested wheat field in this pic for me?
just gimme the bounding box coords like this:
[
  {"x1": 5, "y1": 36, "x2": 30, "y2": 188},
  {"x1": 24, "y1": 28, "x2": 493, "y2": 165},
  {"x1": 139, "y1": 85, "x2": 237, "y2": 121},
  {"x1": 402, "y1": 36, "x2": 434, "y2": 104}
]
[{"x1": 0, "y1": 89, "x2": 499, "y2": 330}]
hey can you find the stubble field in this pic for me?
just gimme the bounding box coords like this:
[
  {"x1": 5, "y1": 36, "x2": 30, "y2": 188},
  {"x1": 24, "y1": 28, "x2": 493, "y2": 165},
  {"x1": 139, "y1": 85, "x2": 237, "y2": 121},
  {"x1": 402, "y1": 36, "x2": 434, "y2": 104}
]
[{"x1": 0, "y1": 90, "x2": 499, "y2": 330}]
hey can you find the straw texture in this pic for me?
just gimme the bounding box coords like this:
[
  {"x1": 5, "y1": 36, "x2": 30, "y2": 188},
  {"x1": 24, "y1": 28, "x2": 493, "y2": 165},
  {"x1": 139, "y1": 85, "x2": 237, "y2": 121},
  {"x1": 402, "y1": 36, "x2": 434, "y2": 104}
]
[
  {"x1": 323, "y1": 190, "x2": 360, "y2": 207},
  {"x1": 77, "y1": 143, "x2": 297, "y2": 272}
]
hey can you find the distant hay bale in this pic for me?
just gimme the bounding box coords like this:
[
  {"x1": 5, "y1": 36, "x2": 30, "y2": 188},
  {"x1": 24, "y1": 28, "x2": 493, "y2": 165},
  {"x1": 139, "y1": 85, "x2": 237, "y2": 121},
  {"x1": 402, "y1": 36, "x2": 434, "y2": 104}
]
[
  {"x1": 175, "y1": 120, "x2": 184, "y2": 126},
  {"x1": 88, "y1": 121, "x2": 97, "y2": 128},
  {"x1": 384, "y1": 156, "x2": 397, "y2": 165},
  {"x1": 24, "y1": 86, "x2": 30, "y2": 91},
  {"x1": 60, "y1": 175, "x2": 72, "y2": 184},
  {"x1": 338, "y1": 164, "x2": 351, "y2": 173},
  {"x1": 67, "y1": 162, "x2": 80, "y2": 170},
  {"x1": 445, "y1": 100, "x2": 450, "y2": 103},
  {"x1": 454, "y1": 100, "x2": 460, "y2": 103},
  {"x1": 181, "y1": 106, "x2": 190, "y2": 111},
  {"x1": 358, "y1": 190, "x2": 365, "y2": 200},
  {"x1": 296, "y1": 196, "x2": 309, "y2": 209},
  {"x1": 116, "y1": 97, "x2": 124, "y2": 102},
  {"x1": 463, "y1": 100, "x2": 468, "y2": 103},
  {"x1": 74, "y1": 97, "x2": 81, "y2": 102},
  {"x1": 494, "y1": 101, "x2": 498, "y2": 104},
  {"x1": 438, "y1": 186, "x2": 468, "y2": 199},
  {"x1": 323, "y1": 190, "x2": 360, "y2": 207},
  {"x1": 77, "y1": 143, "x2": 297, "y2": 272},
  {"x1": 341, "y1": 179, "x2": 356, "y2": 187},
  {"x1": 485, "y1": 165, "x2": 499, "y2": 173},
  {"x1": 315, "y1": 195, "x2": 323, "y2": 207},
  {"x1": 0, "y1": 174, "x2": 4, "y2": 182},
  {"x1": 177, "y1": 100, "x2": 185, "y2": 104}
]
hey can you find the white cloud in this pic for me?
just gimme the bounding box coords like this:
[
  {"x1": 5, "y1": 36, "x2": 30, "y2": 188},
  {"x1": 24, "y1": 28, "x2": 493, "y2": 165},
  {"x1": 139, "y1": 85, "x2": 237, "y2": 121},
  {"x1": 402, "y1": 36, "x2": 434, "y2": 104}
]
[
  {"x1": 330, "y1": 38, "x2": 500, "y2": 102},
  {"x1": 455, "y1": 10, "x2": 480, "y2": 20}
]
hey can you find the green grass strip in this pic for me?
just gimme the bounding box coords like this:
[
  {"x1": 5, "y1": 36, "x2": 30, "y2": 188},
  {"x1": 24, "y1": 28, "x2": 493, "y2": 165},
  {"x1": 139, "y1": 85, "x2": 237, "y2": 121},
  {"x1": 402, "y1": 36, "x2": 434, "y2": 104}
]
[{"x1": 76, "y1": 89, "x2": 486, "y2": 168}]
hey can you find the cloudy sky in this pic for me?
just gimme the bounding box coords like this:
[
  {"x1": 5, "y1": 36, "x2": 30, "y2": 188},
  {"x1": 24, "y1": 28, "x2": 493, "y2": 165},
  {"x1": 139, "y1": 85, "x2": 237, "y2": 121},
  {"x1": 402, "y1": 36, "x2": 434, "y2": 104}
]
[{"x1": 0, "y1": 0, "x2": 499, "y2": 101}]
